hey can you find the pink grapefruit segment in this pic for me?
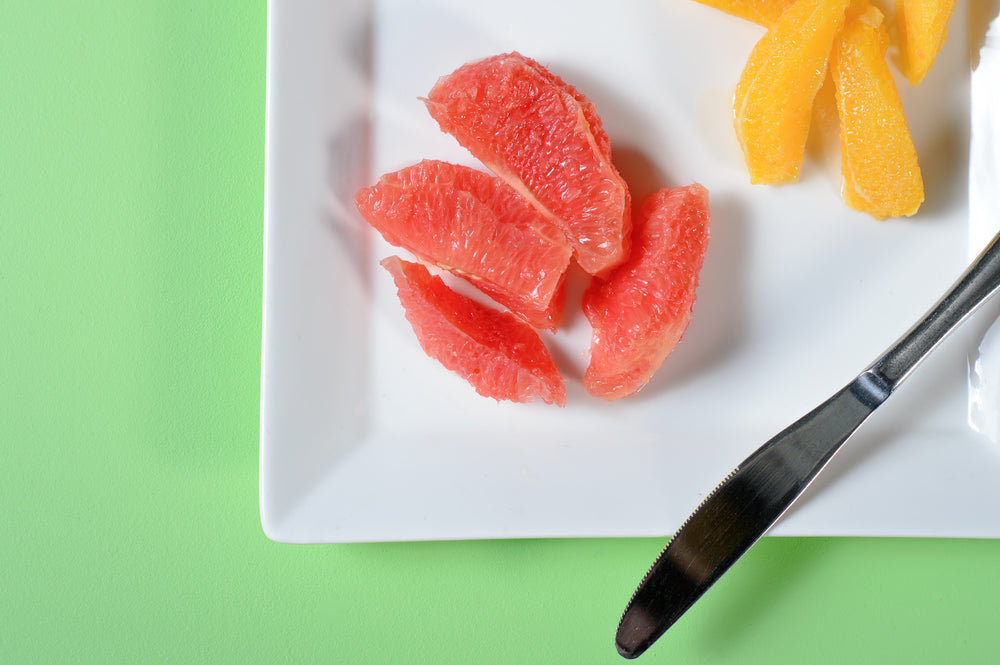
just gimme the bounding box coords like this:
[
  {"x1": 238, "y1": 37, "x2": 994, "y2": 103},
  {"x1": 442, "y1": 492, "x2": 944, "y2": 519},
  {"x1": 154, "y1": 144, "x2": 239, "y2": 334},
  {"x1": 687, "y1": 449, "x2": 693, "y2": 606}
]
[
  {"x1": 423, "y1": 52, "x2": 631, "y2": 277},
  {"x1": 381, "y1": 256, "x2": 567, "y2": 406},
  {"x1": 355, "y1": 160, "x2": 572, "y2": 330},
  {"x1": 583, "y1": 184, "x2": 711, "y2": 401}
]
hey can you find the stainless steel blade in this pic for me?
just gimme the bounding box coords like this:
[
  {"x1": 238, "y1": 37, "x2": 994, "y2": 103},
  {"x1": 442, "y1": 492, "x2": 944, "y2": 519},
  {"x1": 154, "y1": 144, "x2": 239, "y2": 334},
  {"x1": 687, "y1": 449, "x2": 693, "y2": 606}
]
[{"x1": 616, "y1": 225, "x2": 1000, "y2": 659}]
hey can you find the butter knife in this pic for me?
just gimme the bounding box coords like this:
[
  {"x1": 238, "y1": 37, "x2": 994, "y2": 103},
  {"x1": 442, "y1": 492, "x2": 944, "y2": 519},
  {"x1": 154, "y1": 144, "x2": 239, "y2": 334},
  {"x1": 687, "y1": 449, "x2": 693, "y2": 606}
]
[
  {"x1": 616, "y1": 225, "x2": 1000, "y2": 658},
  {"x1": 617, "y1": 9, "x2": 1000, "y2": 659}
]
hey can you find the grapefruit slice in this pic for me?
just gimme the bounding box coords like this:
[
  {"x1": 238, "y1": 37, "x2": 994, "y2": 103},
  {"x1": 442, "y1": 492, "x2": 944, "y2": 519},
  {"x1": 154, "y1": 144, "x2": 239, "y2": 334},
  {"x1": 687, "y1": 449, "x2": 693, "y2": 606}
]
[
  {"x1": 734, "y1": 0, "x2": 850, "y2": 184},
  {"x1": 423, "y1": 52, "x2": 631, "y2": 277},
  {"x1": 381, "y1": 256, "x2": 566, "y2": 406},
  {"x1": 355, "y1": 160, "x2": 572, "y2": 330},
  {"x1": 583, "y1": 184, "x2": 710, "y2": 401}
]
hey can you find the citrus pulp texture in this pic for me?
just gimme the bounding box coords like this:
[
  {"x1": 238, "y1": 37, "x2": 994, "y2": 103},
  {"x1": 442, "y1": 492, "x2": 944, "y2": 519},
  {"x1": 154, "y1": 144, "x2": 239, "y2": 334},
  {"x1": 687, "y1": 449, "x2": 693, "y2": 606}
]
[
  {"x1": 356, "y1": 160, "x2": 572, "y2": 330},
  {"x1": 582, "y1": 184, "x2": 710, "y2": 401},
  {"x1": 423, "y1": 52, "x2": 631, "y2": 277},
  {"x1": 895, "y1": 0, "x2": 957, "y2": 85},
  {"x1": 734, "y1": 0, "x2": 850, "y2": 184},
  {"x1": 692, "y1": 0, "x2": 794, "y2": 26},
  {"x1": 381, "y1": 256, "x2": 566, "y2": 406},
  {"x1": 831, "y1": 3, "x2": 923, "y2": 219}
]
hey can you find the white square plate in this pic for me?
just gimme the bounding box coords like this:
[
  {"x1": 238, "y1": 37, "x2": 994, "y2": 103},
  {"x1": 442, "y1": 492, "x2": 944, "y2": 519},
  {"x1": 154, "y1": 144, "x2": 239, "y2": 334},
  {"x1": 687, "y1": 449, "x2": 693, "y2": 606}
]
[{"x1": 261, "y1": 0, "x2": 1000, "y2": 542}]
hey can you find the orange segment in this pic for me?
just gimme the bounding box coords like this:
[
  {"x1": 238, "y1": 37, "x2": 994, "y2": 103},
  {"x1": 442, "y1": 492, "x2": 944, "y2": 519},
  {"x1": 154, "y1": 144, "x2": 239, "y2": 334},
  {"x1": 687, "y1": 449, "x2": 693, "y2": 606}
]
[
  {"x1": 733, "y1": 0, "x2": 850, "y2": 184},
  {"x1": 895, "y1": 0, "x2": 957, "y2": 85},
  {"x1": 691, "y1": 0, "x2": 794, "y2": 27},
  {"x1": 831, "y1": 3, "x2": 923, "y2": 218}
]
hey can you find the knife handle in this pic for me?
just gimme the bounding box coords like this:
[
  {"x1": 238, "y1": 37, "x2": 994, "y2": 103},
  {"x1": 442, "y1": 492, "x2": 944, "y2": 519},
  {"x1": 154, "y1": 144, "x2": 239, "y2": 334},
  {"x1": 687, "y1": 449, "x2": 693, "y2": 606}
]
[{"x1": 870, "y1": 230, "x2": 1000, "y2": 389}]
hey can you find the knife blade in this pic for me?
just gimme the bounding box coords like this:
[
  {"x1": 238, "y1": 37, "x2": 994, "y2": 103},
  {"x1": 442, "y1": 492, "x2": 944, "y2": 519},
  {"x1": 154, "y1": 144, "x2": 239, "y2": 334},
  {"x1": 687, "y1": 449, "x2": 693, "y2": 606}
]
[{"x1": 616, "y1": 225, "x2": 1000, "y2": 658}]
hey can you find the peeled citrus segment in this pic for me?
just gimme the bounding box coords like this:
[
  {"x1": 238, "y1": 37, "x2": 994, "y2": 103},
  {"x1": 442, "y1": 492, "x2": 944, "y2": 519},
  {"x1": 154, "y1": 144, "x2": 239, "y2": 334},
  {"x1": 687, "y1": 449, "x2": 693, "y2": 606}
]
[
  {"x1": 381, "y1": 256, "x2": 567, "y2": 406},
  {"x1": 691, "y1": 0, "x2": 794, "y2": 27},
  {"x1": 831, "y1": 4, "x2": 923, "y2": 219},
  {"x1": 423, "y1": 52, "x2": 631, "y2": 276},
  {"x1": 734, "y1": 0, "x2": 850, "y2": 184},
  {"x1": 355, "y1": 160, "x2": 572, "y2": 330},
  {"x1": 582, "y1": 184, "x2": 710, "y2": 401},
  {"x1": 896, "y1": 0, "x2": 956, "y2": 85}
]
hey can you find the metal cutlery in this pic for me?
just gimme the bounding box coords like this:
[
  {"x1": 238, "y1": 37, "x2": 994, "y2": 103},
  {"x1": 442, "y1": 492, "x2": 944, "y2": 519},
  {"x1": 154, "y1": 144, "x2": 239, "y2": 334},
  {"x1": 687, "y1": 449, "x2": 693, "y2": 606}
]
[{"x1": 616, "y1": 226, "x2": 1000, "y2": 658}]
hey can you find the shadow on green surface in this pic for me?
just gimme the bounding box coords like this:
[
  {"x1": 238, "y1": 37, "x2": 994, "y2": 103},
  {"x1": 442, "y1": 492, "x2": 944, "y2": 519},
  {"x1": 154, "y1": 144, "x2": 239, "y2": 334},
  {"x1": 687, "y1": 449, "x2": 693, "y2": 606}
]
[{"x1": 683, "y1": 537, "x2": 829, "y2": 656}]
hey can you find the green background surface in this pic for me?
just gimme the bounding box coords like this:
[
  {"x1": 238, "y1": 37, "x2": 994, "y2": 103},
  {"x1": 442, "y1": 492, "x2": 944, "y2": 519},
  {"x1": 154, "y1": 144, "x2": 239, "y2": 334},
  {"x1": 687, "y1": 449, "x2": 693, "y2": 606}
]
[{"x1": 3, "y1": 2, "x2": 999, "y2": 663}]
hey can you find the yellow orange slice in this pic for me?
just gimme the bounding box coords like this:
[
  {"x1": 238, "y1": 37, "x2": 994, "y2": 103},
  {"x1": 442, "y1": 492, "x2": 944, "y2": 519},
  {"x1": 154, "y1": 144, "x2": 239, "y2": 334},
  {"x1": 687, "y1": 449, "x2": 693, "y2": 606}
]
[
  {"x1": 895, "y1": 0, "x2": 957, "y2": 85},
  {"x1": 733, "y1": 0, "x2": 850, "y2": 184},
  {"x1": 831, "y1": 3, "x2": 923, "y2": 218},
  {"x1": 691, "y1": 0, "x2": 794, "y2": 26}
]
